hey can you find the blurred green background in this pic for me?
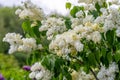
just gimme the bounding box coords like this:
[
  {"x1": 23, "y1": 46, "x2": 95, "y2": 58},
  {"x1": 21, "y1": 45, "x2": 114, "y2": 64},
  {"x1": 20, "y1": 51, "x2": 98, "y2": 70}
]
[
  {"x1": 0, "y1": 6, "x2": 23, "y2": 53},
  {"x1": 0, "y1": 6, "x2": 29, "y2": 79}
]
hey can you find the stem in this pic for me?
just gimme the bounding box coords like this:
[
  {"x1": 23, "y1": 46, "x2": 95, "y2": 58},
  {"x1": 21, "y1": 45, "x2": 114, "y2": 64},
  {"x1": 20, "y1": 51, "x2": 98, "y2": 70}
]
[
  {"x1": 93, "y1": 51, "x2": 101, "y2": 69},
  {"x1": 71, "y1": 56, "x2": 99, "y2": 80},
  {"x1": 71, "y1": 56, "x2": 83, "y2": 64},
  {"x1": 89, "y1": 67, "x2": 99, "y2": 80}
]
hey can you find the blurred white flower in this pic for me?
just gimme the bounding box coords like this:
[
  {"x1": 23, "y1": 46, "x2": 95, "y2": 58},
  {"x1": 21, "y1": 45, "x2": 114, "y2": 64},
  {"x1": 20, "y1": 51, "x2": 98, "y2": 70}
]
[
  {"x1": 15, "y1": 0, "x2": 44, "y2": 21},
  {"x1": 83, "y1": 15, "x2": 94, "y2": 24},
  {"x1": 3, "y1": 33, "x2": 42, "y2": 53},
  {"x1": 29, "y1": 72, "x2": 36, "y2": 79},
  {"x1": 29, "y1": 62, "x2": 53, "y2": 80},
  {"x1": 91, "y1": 31, "x2": 101, "y2": 43},
  {"x1": 39, "y1": 17, "x2": 66, "y2": 40},
  {"x1": 103, "y1": 20, "x2": 115, "y2": 32},
  {"x1": 97, "y1": 62, "x2": 119, "y2": 80},
  {"x1": 74, "y1": 40, "x2": 84, "y2": 52},
  {"x1": 8, "y1": 45, "x2": 19, "y2": 54},
  {"x1": 71, "y1": 18, "x2": 82, "y2": 28},
  {"x1": 35, "y1": 71, "x2": 44, "y2": 80},
  {"x1": 31, "y1": 62, "x2": 42, "y2": 71},
  {"x1": 3, "y1": 33, "x2": 22, "y2": 54},
  {"x1": 3, "y1": 33, "x2": 22, "y2": 45},
  {"x1": 71, "y1": 70, "x2": 95, "y2": 80},
  {"x1": 76, "y1": 11, "x2": 84, "y2": 18}
]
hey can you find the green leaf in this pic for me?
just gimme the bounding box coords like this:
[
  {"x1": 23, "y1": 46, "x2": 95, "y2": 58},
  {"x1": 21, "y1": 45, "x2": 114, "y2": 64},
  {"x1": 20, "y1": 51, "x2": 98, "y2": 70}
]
[
  {"x1": 54, "y1": 57, "x2": 66, "y2": 77},
  {"x1": 32, "y1": 21, "x2": 41, "y2": 38},
  {"x1": 62, "y1": 66, "x2": 72, "y2": 80},
  {"x1": 102, "y1": 2, "x2": 108, "y2": 8},
  {"x1": 94, "y1": 48, "x2": 101, "y2": 64},
  {"x1": 22, "y1": 20, "x2": 31, "y2": 33},
  {"x1": 88, "y1": 41, "x2": 95, "y2": 50},
  {"x1": 88, "y1": 10, "x2": 99, "y2": 19},
  {"x1": 59, "y1": 73, "x2": 63, "y2": 80},
  {"x1": 101, "y1": 46, "x2": 107, "y2": 58},
  {"x1": 105, "y1": 30, "x2": 116, "y2": 47},
  {"x1": 114, "y1": 50, "x2": 120, "y2": 63},
  {"x1": 22, "y1": 20, "x2": 36, "y2": 38},
  {"x1": 88, "y1": 53, "x2": 97, "y2": 66},
  {"x1": 95, "y1": 2, "x2": 101, "y2": 12},
  {"x1": 70, "y1": 6, "x2": 84, "y2": 17},
  {"x1": 41, "y1": 55, "x2": 55, "y2": 71},
  {"x1": 66, "y1": 2, "x2": 71, "y2": 9},
  {"x1": 27, "y1": 53, "x2": 35, "y2": 65},
  {"x1": 42, "y1": 57, "x2": 50, "y2": 68},
  {"x1": 83, "y1": 64, "x2": 90, "y2": 74},
  {"x1": 65, "y1": 17, "x2": 72, "y2": 29},
  {"x1": 107, "y1": 52, "x2": 112, "y2": 63},
  {"x1": 116, "y1": 41, "x2": 120, "y2": 50},
  {"x1": 69, "y1": 60, "x2": 81, "y2": 71}
]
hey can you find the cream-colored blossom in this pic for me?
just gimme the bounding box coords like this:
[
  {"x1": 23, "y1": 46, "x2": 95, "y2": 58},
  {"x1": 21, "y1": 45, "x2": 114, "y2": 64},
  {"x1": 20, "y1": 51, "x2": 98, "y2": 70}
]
[
  {"x1": 91, "y1": 31, "x2": 101, "y2": 43},
  {"x1": 3, "y1": 33, "x2": 22, "y2": 54},
  {"x1": 39, "y1": 17, "x2": 66, "y2": 40},
  {"x1": 18, "y1": 38, "x2": 37, "y2": 52},
  {"x1": 71, "y1": 70, "x2": 95, "y2": 80},
  {"x1": 3, "y1": 33, "x2": 42, "y2": 53},
  {"x1": 49, "y1": 30, "x2": 83, "y2": 56},
  {"x1": 97, "y1": 62, "x2": 119, "y2": 80},
  {"x1": 15, "y1": 0, "x2": 44, "y2": 21},
  {"x1": 83, "y1": 15, "x2": 94, "y2": 24},
  {"x1": 29, "y1": 62, "x2": 53, "y2": 80}
]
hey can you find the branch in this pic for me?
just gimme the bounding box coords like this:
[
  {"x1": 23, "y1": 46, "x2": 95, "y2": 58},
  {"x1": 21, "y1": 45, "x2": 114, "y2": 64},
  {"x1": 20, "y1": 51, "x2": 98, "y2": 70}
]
[
  {"x1": 71, "y1": 56, "x2": 83, "y2": 64},
  {"x1": 89, "y1": 67, "x2": 99, "y2": 80},
  {"x1": 70, "y1": 55, "x2": 99, "y2": 80}
]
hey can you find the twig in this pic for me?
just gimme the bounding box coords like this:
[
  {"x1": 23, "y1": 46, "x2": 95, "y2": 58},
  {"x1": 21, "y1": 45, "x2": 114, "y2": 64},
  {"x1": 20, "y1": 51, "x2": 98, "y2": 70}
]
[
  {"x1": 71, "y1": 55, "x2": 99, "y2": 80},
  {"x1": 71, "y1": 56, "x2": 83, "y2": 64},
  {"x1": 89, "y1": 67, "x2": 99, "y2": 80}
]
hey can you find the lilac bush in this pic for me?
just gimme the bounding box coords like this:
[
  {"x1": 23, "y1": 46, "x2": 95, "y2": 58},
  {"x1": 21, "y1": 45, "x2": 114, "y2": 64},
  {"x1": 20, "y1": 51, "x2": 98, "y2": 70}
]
[{"x1": 3, "y1": 0, "x2": 120, "y2": 80}]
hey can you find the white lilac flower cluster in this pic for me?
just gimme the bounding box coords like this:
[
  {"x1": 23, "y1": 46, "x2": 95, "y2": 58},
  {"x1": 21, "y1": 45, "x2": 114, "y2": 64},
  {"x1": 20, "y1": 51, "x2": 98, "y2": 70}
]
[
  {"x1": 15, "y1": 0, "x2": 44, "y2": 21},
  {"x1": 70, "y1": 7, "x2": 103, "y2": 44},
  {"x1": 71, "y1": 70, "x2": 95, "y2": 80},
  {"x1": 49, "y1": 29, "x2": 83, "y2": 56},
  {"x1": 71, "y1": 7, "x2": 95, "y2": 28},
  {"x1": 29, "y1": 62, "x2": 53, "y2": 80},
  {"x1": 97, "y1": 62, "x2": 119, "y2": 80},
  {"x1": 91, "y1": 1, "x2": 120, "y2": 36},
  {"x1": 76, "y1": 0, "x2": 120, "y2": 36},
  {"x1": 39, "y1": 17, "x2": 67, "y2": 40},
  {"x1": 3, "y1": 33, "x2": 42, "y2": 54},
  {"x1": 69, "y1": 0, "x2": 120, "y2": 43},
  {"x1": 3, "y1": 33, "x2": 22, "y2": 54},
  {"x1": 49, "y1": 21, "x2": 102, "y2": 56},
  {"x1": 73, "y1": 22, "x2": 102, "y2": 43},
  {"x1": 94, "y1": 7, "x2": 117, "y2": 32},
  {"x1": 47, "y1": 6, "x2": 103, "y2": 56}
]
